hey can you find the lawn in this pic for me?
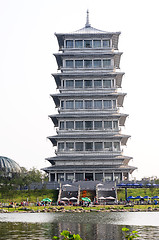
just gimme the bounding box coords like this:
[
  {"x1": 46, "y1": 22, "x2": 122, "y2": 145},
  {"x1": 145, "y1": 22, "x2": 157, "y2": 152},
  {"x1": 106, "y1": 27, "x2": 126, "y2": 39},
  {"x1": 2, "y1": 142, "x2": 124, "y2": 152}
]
[
  {"x1": 117, "y1": 188, "x2": 159, "y2": 200},
  {"x1": 0, "y1": 189, "x2": 58, "y2": 203}
]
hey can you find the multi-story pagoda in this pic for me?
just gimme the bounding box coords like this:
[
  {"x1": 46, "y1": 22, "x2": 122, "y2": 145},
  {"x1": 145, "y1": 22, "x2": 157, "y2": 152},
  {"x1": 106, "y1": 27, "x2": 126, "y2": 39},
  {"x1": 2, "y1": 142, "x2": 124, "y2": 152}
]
[{"x1": 44, "y1": 11, "x2": 136, "y2": 182}]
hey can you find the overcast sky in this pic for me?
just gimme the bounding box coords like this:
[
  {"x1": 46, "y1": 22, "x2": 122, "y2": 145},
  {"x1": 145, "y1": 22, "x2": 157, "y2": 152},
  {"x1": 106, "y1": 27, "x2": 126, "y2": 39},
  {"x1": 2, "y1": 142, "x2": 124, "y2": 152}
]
[{"x1": 0, "y1": 0, "x2": 159, "y2": 180}]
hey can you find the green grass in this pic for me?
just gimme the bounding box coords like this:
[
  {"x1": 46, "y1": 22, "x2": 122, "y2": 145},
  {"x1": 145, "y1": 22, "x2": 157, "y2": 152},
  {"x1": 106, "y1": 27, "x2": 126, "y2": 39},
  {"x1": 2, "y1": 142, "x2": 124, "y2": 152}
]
[
  {"x1": 0, "y1": 187, "x2": 159, "y2": 206},
  {"x1": 0, "y1": 189, "x2": 58, "y2": 203},
  {"x1": 117, "y1": 188, "x2": 159, "y2": 200}
]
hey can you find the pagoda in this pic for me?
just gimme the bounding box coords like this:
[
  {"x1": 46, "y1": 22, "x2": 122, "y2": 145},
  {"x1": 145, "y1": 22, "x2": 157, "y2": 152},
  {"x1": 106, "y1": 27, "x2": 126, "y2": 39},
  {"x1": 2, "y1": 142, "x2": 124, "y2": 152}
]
[{"x1": 43, "y1": 11, "x2": 136, "y2": 182}]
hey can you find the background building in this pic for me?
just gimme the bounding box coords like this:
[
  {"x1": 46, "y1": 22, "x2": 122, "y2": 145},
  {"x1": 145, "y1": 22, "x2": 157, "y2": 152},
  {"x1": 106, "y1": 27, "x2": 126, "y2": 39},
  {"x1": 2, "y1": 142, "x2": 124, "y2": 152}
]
[
  {"x1": 44, "y1": 12, "x2": 136, "y2": 182},
  {"x1": 0, "y1": 156, "x2": 21, "y2": 178}
]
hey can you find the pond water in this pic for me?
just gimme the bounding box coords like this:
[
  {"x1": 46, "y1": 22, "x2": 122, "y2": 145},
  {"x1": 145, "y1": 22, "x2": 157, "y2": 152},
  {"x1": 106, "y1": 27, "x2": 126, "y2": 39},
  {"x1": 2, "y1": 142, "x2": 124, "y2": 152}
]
[{"x1": 0, "y1": 212, "x2": 159, "y2": 239}]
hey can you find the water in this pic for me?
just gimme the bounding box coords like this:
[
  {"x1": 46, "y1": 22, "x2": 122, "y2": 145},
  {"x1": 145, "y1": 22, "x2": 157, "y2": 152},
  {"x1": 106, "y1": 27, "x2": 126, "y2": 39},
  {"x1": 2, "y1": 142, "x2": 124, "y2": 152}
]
[{"x1": 0, "y1": 212, "x2": 159, "y2": 239}]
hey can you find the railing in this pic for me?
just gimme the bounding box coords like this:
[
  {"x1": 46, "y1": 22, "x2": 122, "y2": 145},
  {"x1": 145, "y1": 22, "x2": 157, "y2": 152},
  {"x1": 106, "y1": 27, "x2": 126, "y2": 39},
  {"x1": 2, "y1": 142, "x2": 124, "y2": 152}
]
[
  {"x1": 56, "y1": 150, "x2": 122, "y2": 155},
  {"x1": 57, "y1": 183, "x2": 62, "y2": 203},
  {"x1": 77, "y1": 185, "x2": 81, "y2": 205},
  {"x1": 57, "y1": 128, "x2": 120, "y2": 133}
]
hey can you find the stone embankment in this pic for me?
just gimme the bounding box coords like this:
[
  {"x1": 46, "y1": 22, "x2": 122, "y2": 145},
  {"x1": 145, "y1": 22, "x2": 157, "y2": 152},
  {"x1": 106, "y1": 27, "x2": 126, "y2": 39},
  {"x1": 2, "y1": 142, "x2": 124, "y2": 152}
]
[{"x1": 0, "y1": 206, "x2": 159, "y2": 213}]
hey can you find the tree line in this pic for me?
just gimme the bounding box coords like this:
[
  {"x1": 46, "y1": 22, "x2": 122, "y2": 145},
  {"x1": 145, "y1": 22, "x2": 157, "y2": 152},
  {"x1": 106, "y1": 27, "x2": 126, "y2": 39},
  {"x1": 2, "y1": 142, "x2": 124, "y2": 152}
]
[{"x1": 0, "y1": 167, "x2": 48, "y2": 195}]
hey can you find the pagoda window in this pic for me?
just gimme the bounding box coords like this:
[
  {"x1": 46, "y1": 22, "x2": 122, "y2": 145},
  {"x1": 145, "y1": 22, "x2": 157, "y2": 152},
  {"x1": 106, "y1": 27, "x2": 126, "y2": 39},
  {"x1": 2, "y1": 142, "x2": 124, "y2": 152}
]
[
  {"x1": 84, "y1": 40, "x2": 92, "y2": 48},
  {"x1": 94, "y1": 80, "x2": 102, "y2": 88},
  {"x1": 58, "y1": 142, "x2": 64, "y2": 151},
  {"x1": 85, "y1": 100, "x2": 93, "y2": 109},
  {"x1": 75, "y1": 100, "x2": 83, "y2": 109},
  {"x1": 61, "y1": 100, "x2": 64, "y2": 109},
  {"x1": 66, "y1": 142, "x2": 74, "y2": 151},
  {"x1": 113, "y1": 121, "x2": 118, "y2": 129},
  {"x1": 103, "y1": 39, "x2": 110, "y2": 47},
  {"x1": 65, "y1": 60, "x2": 73, "y2": 68},
  {"x1": 75, "y1": 121, "x2": 83, "y2": 130},
  {"x1": 94, "y1": 100, "x2": 102, "y2": 109},
  {"x1": 95, "y1": 173, "x2": 103, "y2": 181},
  {"x1": 103, "y1": 59, "x2": 111, "y2": 67},
  {"x1": 103, "y1": 100, "x2": 112, "y2": 109},
  {"x1": 85, "y1": 121, "x2": 93, "y2": 130},
  {"x1": 103, "y1": 80, "x2": 111, "y2": 88},
  {"x1": 66, "y1": 173, "x2": 74, "y2": 181},
  {"x1": 66, "y1": 121, "x2": 74, "y2": 130},
  {"x1": 84, "y1": 80, "x2": 92, "y2": 88},
  {"x1": 105, "y1": 173, "x2": 113, "y2": 181},
  {"x1": 104, "y1": 142, "x2": 113, "y2": 151},
  {"x1": 104, "y1": 121, "x2": 112, "y2": 129},
  {"x1": 75, "y1": 80, "x2": 83, "y2": 88},
  {"x1": 59, "y1": 121, "x2": 64, "y2": 130},
  {"x1": 75, "y1": 142, "x2": 83, "y2": 151},
  {"x1": 94, "y1": 121, "x2": 102, "y2": 130},
  {"x1": 93, "y1": 40, "x2": 101, "y2": 48},
  {"x1": 66, "y1": 80, "x2": 74, "y2": 88},
  {"x1": 114, "y1": 173, "x2": 122, "y2": 181},
  {"x1": 75, "y1": 60, "x2": 83, "y2": 68},
  {"x1": 114, "y1": 142, "x2": 120, "y2": 151},
  {"x1": 61, "y1": 80, "x2": 64, "y2": 87},
  {"x1": 95, "y1": 142, "x2": 103, "y2": 151},
  {"x1": 85, "y1": 142, "x2": 93, "y2": 151},
  {"x1": 113, "y1": 100, "x2": 116, "y2": 109},
  {"x1": 75, "y1": 40, "x2": 83, "y2": 48},
  {"x1": 94, "y1": 60, "x2": 101, "y2": 68},
  {"x1": 66, "y1": 100, "x2": 74, "y2": 109},
  {"x1": 66, "y1": 40, "x2": 73, "y2": 48},
  {"x1": 57, "y1": 173, "x2": 64, "y2": 181},
  {"x1": 84, "y1": 60, "x2": 92, "y2": 68}
]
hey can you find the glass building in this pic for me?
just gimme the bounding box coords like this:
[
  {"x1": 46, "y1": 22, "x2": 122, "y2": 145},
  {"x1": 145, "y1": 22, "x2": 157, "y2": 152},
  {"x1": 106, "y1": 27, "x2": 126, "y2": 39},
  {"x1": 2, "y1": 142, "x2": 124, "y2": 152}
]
[{"x1": 43, "y1": 11, "x2": 136, "y2": 182}]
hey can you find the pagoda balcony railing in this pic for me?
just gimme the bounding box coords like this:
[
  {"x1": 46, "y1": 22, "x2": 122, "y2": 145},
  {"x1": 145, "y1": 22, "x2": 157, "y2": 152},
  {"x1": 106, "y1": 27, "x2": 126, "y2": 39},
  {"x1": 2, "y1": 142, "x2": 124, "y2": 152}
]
[
  {"x1": 61, "y1": 66, "x2": 114, "y2": 72},
  {"x1": 59, "y1": 86, "x2": 117, "y2": 91},
  {"x1": 58, "y1": 108, "x2": 119, "y2": 114},
  {"x1": 55, "y1": 149, "x2": 122, "y2": 155},
  {"x1": 56, "y1": 128, "x2": 121, "y2": 134},
  {"x1": 61, "y1": 47, "x2": 112, "y2": 52}
]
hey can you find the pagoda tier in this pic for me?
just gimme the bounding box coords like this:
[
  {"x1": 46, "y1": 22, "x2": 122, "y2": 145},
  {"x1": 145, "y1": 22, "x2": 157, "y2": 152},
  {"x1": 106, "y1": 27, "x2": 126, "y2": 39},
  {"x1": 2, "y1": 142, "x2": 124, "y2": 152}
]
[
  {"x1": 54, "y1": 52, "x2": 122, "y2": 71},
  {"x1": 52, "y1": 72, "x2": 124, "y2": 89},
  {"x1": 55, "y1": 30, "x2": 120, "y2": 50},
  {"x1": 44, "y1": 14, "x2": 136, "y2": 182},
  {"x1": 49, "y1": 113, "x2": 128, "y2": 127},
  {"x1": 51, "y1": 92, "x2": 126, "y2": 108}
]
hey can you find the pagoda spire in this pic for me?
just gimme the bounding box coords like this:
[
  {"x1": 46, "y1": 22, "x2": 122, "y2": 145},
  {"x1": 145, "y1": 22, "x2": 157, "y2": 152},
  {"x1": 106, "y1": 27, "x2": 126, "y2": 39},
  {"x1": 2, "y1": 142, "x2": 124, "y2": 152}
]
[{"x1": 85, "y1": 9, "x2": 91, "y2": 28}]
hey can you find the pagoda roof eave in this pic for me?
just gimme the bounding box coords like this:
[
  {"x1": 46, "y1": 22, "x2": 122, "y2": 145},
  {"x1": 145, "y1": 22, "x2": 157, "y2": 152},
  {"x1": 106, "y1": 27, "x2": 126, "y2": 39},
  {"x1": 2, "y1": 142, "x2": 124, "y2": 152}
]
[
  {"x1": 45, "y1": 155, "x2": 132, "y2": 162},
  {"x1": 42, "y1": 165, "x2": 135, "y2": 173},
  {"x1": 52, "y1": 72, "x2": 125, "y2": 77},
  {"x1": 55, "y1": 31, "x2": 121, "y2": 36},
  {"x1": 48, "y1": 133, "x2": 130, "y2": 142},
  {"x1": 49, "y1": 112, "x2": 128, "y2": 119},
  {"x1": 119, "y1": 165, "x2": 137, "y2": 174},
  {"x1": 50, "y1": 92, "x2": 126, "y2": 98}
]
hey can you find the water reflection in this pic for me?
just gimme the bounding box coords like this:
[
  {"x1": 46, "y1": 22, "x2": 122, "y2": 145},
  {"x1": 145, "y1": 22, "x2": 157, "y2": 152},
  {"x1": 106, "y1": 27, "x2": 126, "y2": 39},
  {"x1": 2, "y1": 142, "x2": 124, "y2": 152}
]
[{"x1": 0, "y1": 212, "x2": 159, "y2": 239}]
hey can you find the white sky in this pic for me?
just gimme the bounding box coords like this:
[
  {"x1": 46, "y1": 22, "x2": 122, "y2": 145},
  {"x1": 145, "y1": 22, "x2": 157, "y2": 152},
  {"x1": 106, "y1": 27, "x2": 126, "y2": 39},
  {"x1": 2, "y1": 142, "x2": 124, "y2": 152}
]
[{"x1": 0, "y1": 0, "x2": 159, "y2": 180}]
